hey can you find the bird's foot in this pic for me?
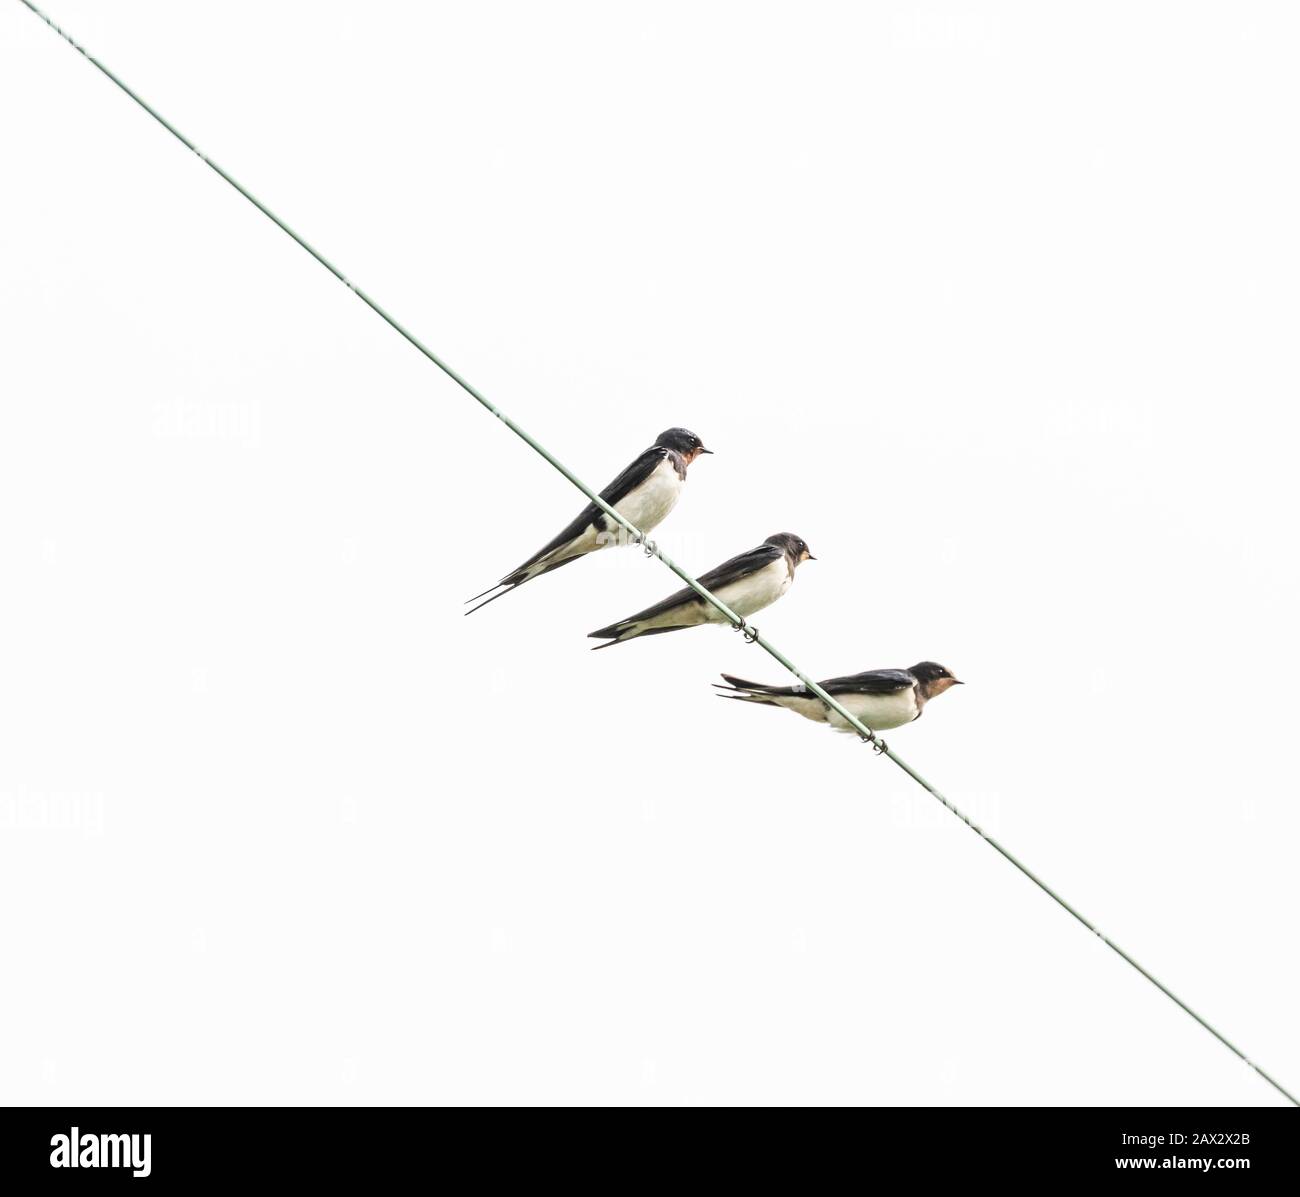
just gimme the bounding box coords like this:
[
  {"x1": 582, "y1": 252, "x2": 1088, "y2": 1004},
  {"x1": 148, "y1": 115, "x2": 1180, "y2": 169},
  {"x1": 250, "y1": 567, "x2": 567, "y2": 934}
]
[
  {"x1": 734, "y1": 620, "x2": 760, "y2": 643},
  {"x1": 868, "y1": 736, "x2": 888, "y2": 755},
  {"x1": 632, "y1": 532, "x2": 658, "y2": 557}
]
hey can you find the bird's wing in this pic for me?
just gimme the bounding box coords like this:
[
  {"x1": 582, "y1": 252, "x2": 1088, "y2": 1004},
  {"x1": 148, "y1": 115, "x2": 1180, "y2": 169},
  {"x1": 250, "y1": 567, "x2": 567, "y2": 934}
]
[
  {"x1": 696, "y1": 542, "x2": 784, "y2": 593},
  {"x1": 819, "y1": 669, "x2": 916, "y2": 695},
  {"x1": 596, "y1": 543, "x2": 782, "y2": 632},
  {"x1": 507, "y1": 446, "x2": 668, "y2": 575}
]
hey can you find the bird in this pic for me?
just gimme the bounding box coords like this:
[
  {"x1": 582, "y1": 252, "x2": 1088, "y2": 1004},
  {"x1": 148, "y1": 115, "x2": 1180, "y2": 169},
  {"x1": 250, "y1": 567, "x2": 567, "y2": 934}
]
[
  {"x1": 714, "y1": 661, "x2": 962, "y2": 743},
  {"x1": 466, "y1": 428, "x2": 711, "y2": 615},
  {"x1": 587, "y1": 533, "x2": 815, "y2": 649}
]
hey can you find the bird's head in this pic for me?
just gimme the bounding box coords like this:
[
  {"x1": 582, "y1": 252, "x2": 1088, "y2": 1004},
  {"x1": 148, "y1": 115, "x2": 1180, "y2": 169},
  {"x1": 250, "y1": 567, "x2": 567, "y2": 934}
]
[
  {"x1": 910, "y1": 661, "x2": 963, "y2": 699},
  {"x1": 655, "y1": 427, "x2": 712, "y2": 463},
  {"x1": 764, "y1": 533, "x2": 816, "y2": 566}
]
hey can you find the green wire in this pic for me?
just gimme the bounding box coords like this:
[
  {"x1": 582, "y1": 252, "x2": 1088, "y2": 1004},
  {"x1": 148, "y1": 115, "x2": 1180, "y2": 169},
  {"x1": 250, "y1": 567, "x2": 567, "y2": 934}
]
[{"x1": 19, "y1": 0, "x2": 1296, "y2": 1107}]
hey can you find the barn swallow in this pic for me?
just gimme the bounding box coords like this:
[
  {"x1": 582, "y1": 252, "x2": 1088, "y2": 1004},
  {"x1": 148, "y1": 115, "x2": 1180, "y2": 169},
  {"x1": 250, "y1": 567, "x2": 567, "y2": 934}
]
[
  {"x1": 466, "y1": 428, "x2": 711, "y2": 614},
  {"x1": 714, "y1": 661, "x2": 961, "y2": 744},
  {"x1": 587, "y1": 533, "x2": 814, "y2": 649}
]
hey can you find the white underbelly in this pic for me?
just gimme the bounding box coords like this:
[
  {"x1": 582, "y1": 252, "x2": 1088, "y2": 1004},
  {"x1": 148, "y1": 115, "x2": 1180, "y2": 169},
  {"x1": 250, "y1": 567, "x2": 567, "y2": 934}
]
[
  {"x1": 541, "y1": 460, "x2": 681, "y2": 567},
  {"x1": 708, "y1": 557, "x2": 792, "y2": 621},
  {"x1": 614, "y1": 459, "x2": 682, "y2": 535},
  {"x1": 823, "y1": 688, "x2": 920, "y2": 733},
  {"x1": 632, "y1": 557, "x2": 790, "y2": 635}
]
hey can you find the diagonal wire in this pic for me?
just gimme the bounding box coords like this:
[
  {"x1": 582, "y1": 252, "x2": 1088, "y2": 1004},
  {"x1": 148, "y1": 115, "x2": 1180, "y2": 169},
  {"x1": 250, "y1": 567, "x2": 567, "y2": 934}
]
[{"x1": 17, "y1": 0, "x2": 1297, "y2": 1107}]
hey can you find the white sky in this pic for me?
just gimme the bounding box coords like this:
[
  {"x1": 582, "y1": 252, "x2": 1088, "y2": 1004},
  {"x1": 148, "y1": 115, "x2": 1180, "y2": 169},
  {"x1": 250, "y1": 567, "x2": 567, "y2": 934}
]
[{"x1": 2, "y1": 1, "x2": 1297, "y2": 1106}]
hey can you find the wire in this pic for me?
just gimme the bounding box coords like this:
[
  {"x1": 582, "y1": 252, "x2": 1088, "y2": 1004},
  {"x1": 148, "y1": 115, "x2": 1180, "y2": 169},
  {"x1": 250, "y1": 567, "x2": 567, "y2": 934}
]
[{"x1": 18, "y1": 0, "x2": 1297, "y2": 1107}]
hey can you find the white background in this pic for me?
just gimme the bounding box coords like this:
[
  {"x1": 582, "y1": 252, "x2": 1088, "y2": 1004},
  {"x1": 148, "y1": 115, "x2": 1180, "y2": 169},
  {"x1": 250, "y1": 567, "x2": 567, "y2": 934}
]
[{"x1": 2, "y1": 1, "x2": 1297, "y2": 1106}]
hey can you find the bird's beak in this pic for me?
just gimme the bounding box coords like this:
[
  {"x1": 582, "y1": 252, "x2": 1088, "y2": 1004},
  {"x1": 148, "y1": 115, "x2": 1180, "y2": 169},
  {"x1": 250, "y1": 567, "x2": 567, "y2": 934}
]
[
  {"x1": 698, "y1": 447, "x2": 713, "y2": 455},
  {"x1": 952, "y1": 679, "x2": 964, "y2": 685},
  {"x1": 806, "y1": 553, "x2": 817, "y2": 561}
]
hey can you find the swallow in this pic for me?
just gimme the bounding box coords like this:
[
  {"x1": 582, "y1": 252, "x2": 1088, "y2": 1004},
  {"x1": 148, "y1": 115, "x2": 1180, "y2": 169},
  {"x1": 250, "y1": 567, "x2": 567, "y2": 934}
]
[
  {"x1": 714, "y1": 661, "x2": 962, "y2": 742},
  {"x1": 466, "y1": 428, "x2": 711, "y2": 614},
  {"x1": 587, "y1": 533, "x2": 815, "y2": 648}
]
